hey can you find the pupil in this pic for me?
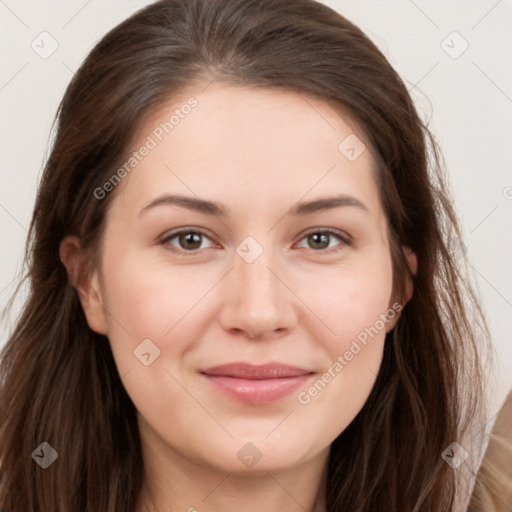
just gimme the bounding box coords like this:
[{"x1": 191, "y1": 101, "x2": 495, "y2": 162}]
[
  {"x1": 181, "y1": 232, "x2": 201, "y2": 249},
  {"x1": 310, "y1": 233, "x2": 328, "y2": 249}
]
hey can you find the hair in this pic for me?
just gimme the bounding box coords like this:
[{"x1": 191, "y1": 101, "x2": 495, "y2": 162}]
[{"x1": 0, "y1": 0, "x2": 493, "y2": 510}]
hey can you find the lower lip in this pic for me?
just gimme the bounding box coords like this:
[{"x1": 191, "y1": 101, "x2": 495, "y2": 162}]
[{"x1": 201, "y1": 374, "x2": 314, "y2": 405}]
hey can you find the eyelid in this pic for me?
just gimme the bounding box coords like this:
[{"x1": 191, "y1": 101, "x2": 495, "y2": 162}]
[
  {"x1": 160, "y1": 226, "x2": 351, "y2": 255},
  {"x1": 160, "y1": 227, "x2": 218, "y2": 253},
  {"x1": 298, "y1": 227, "x2": 352, "y2": 244},
  {"x1": 293, "y1": 227, "x2": 352, "y2": 254}
]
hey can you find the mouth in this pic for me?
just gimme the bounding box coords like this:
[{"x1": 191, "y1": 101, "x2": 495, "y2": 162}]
[{"x1": 199, "y1": 362, "x2": 315, "y2": 405}]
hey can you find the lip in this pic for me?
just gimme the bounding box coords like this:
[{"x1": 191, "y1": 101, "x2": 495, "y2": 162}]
[{"x1": 199, "y1": 363, "x2": 315, "y2": 405}]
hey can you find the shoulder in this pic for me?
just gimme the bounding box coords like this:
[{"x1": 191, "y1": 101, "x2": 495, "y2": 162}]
[{"x1": 467, "y1": 388, "x2": 512, "y2": 511}]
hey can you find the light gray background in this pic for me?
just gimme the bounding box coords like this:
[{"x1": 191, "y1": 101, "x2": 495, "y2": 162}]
[{"x1": 1, "y1": 0, "x2": 511, "y2": 423}]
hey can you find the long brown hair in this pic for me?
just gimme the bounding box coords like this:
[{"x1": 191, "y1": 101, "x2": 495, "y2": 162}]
[{"x1": 0, "y1": 0, "x2": 492, "y2": 510}]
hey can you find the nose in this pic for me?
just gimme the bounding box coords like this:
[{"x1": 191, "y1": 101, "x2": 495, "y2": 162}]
[{"x1": 218, "y1": 245, "x2": 298, "y2": 341}]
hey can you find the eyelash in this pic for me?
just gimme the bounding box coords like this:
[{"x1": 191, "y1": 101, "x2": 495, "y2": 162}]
[{"x1": 160, "y1": 227, "x2": 351, "y2": 256}]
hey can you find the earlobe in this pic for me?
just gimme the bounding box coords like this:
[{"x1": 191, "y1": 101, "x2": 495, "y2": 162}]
[{"x1": 59, "y1": 236, "x2": 108, "y2": 336}]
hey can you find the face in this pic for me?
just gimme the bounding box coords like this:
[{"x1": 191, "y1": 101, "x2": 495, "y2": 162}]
[{"x1": 69, "y1": 83, "x2": 405, "y2": 475}]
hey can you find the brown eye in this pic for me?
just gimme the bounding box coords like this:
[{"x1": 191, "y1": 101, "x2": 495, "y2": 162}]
[
  {"x1": 296, "y1": 229, "x2": 350, "y2": 253},
  {"x1": 307, "y1": 232, "x2": 330, "y2": 250},
  {"x1": 177, "y1": 232, "x2": 203, "y2": 250},
  {"x1": 161, "y1": 229, "x2": 215, "y2": 254}
]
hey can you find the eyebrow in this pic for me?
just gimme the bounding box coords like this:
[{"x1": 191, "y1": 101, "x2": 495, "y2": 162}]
[{"x1": 139, "y1": 193, "x2": 368, "y2": 218}]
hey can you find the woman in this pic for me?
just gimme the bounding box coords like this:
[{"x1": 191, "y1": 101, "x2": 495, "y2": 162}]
[{"x1": 0, "y1": 0, "x2": 495, "y2": 510}]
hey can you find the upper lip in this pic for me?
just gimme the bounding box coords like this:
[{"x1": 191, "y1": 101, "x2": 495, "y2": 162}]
[{"x1": 200, "y1": 363, "x2": 314, "y2": 380}]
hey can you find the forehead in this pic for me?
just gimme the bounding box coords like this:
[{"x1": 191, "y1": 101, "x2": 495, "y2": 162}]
[{"x1": 111, "y1": 83, "x2": 382, "y2": 220}]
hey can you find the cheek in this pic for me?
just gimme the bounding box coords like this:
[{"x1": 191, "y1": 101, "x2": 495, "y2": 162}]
[
  {"x1": 99, "y1": 251, "x2": 218, "y2": 368},
  {"x1": 303, "y1": 258, "x2": 394, "y2": 354},
  {"x1": 98, "y1": 253, "x2": 212, "y2": 429},
  {"x1": 293, "y1": 257, "x2": 394, "y2": 436}
]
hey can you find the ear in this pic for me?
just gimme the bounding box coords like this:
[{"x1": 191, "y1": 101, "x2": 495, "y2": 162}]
[
  {"x1": 402, "y1": 246, "x2": 417, "y2": 303},
  {"x1": 385, "y1": 246, "x2": 417, "y2": 332},
  {"x1": 59, "y1": 236, "x2": 108, "y2": 335}
]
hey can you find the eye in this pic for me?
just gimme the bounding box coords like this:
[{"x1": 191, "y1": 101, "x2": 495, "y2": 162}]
[
  {"x1": 295, "y1": 228, "x2": 350, "y2": 253},
  {"x1": 160, "y1": 228, "x2": 217, "y2": 254},
  {"x1": 160, "y1": 227, "x2": 351, "y2": 256}
]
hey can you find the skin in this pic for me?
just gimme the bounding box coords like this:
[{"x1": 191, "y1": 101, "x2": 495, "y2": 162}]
[{"x1": 60, "y1": 83, "x2": 416, "y2": 512}]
